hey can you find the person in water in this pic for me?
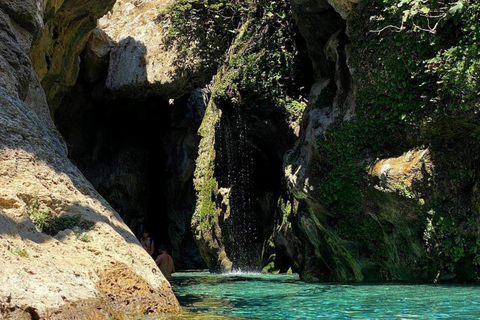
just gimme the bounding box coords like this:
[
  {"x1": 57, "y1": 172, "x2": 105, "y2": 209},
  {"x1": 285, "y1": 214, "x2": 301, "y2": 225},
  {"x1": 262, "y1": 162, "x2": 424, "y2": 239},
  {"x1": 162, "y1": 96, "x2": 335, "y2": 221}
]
[
  {"x1": 140, "y1": 231, "x2": 155, "y2": 256},
  {"x1": 155, "y1": 245, "x2": 175, "y2": 278}
]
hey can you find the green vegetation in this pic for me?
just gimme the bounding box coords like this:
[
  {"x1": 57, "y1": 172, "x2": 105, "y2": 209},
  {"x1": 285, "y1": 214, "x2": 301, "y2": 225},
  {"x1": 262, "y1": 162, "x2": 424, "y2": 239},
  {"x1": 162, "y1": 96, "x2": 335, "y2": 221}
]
[
  {"x1": 28, "y1": 199, "x2": 95, "y2": 239},
  {"x1": 193, "y1": 97, "x2": 221, "y2": 234},
  {"x1": 309, "y1": 0, "x2": 480, "y2": 278},
  {"x1": 212, "y1": 0, "x2": 306, "y2": 123},
  {"x1": 351, "y1": 0, "x2": 479, "y2": 121},
  {"x1": 11, "y1": 248, "x2": 29, "y2": 258},
  {"x1": 165, "y1": 0, "x2": 306, "y2": 125},
  {"x1": 430, "y1": 214, "x2": 464, "y2": 271},
  {"x1": 76, "y1": 232, "x2": 91, "y2": 242},
  {"x1": 163, "y1": 0, "x2": 247, "y2": 76}
]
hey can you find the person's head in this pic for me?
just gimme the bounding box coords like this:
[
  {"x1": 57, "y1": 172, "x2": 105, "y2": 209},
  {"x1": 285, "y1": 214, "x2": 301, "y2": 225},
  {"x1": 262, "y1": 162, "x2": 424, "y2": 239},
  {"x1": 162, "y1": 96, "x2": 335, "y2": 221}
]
[
  {"x1": 158, "y1": 244, "x2": 168, "y2": 254},
  {"x1": 142, "y1": 232, "x2": 149, "y2": 239}
]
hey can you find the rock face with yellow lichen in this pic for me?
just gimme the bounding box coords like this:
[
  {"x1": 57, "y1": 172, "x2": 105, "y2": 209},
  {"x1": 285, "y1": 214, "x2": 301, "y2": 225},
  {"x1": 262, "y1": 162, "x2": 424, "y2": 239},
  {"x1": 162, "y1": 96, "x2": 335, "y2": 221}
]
[{"x1": 0, "y1": 0, "x2": 180, "y2": 318}]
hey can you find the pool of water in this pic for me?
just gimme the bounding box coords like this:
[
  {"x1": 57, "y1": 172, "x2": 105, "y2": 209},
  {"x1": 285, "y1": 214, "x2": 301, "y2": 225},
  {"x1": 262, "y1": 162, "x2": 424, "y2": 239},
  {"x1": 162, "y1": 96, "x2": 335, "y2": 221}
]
[{"x1": 152, "y1": 271, "x2": 480, "y2": 319}]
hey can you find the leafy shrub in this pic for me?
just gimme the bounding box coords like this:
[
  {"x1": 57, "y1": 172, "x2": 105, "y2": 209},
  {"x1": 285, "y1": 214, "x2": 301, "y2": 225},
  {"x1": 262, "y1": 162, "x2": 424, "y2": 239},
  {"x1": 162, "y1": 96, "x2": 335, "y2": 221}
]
[{"x1": 162, "y1": 0, "x2": 248, "y2": 79}]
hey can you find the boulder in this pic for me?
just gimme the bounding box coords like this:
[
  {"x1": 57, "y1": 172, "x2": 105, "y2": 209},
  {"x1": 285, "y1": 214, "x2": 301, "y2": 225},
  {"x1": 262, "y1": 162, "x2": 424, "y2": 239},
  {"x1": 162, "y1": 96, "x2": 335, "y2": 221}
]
[{"x1": 0, "y1": 0, "x2": 181, "y2": 317}]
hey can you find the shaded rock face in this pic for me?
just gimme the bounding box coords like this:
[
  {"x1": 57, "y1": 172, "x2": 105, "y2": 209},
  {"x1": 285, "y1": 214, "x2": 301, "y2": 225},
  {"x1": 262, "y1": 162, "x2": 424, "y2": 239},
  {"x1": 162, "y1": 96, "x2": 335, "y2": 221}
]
[
  {"x1": 216, "y1": 103, "x2": 295, "y2": 270},
  {"x1": 0, "y1": 0, "x2": 180, "y2": 318},
  {"x1": 83, "y1": 28, "x2": 114, "y2": 84},
  {"x1": 165, "y1": 87, "x2": 210, "y2": 269},
  {"x1": 30, "y1": 0, "x2": 116, "y2": 112},
  {"x1": 289, "y1": 0, "x2": 345, "y2": 81},
  {"x1": 0, "y1": 1, "x2": 55, "y2": 129},
  {"x1": 279, "y1": 1, "x2": 361, "y2": 281},
  {"x1": 46, "y1": 2, "x2": 215, "y2": 271},
  {"x1": 105, "y1": 36, "x2": 149, "y2": 95}
]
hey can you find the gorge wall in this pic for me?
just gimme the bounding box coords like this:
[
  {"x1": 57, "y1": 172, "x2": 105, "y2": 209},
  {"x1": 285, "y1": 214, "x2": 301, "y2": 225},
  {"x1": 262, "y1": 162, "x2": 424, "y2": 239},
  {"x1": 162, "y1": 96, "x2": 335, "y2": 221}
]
[
  {"x1": 1, "y1": 1, "x2": 480, "y2": 318},
  {"x1": 185, "y1": 0, "x2": 480, "y2": 283},
  {"x1": 0, "y1": 0, "x2": 181, "y2": 319},
  {"x1": 50, "y1": 0, "x2": 480, "y2": 283}
]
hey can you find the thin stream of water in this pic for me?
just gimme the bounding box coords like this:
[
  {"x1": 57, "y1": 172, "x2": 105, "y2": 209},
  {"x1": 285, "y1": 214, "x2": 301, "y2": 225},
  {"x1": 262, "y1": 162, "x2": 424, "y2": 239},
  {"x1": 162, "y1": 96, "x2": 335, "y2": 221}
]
[{"x1": 148, "y1": 271, "x2": 480, "y2": 319}]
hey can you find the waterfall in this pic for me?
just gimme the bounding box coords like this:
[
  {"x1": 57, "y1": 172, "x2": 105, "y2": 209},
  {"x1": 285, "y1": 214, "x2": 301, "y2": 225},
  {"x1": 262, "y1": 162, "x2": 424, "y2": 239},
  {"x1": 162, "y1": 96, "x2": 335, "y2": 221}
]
[{"x1": 216, "y1": 104, "x2": 258, "y2": 271}]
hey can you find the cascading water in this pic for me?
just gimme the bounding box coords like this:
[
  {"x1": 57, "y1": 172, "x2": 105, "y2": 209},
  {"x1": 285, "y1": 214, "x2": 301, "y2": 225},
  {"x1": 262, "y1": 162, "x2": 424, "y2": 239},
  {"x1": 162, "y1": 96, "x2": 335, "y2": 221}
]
[{"x1": 215, "y1": 105, "x2": 259, "y2": 271}]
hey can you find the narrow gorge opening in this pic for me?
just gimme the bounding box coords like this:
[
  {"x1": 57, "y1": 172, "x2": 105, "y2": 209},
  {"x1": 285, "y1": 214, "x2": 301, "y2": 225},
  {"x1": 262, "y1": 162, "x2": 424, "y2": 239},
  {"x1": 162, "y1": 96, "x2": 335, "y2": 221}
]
[{"x1": 51, "y1": 0, "x2": 346, "y2": 275}]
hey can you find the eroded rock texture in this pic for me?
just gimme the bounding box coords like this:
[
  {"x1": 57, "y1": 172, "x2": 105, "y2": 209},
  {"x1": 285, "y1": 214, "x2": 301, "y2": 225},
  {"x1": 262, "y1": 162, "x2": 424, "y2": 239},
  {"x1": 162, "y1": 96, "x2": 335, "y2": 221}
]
[
  {"x1": 0, "y1": 0, "x2": 180, "y2": 318},
  {"x1": 97, "y1": 0, "x2": 212, "y2": 99},
  {"x1": 281, "y1": 0, "x2": 480, "y2": 282},
  {"x1": 30, "y1": 0, "x2": 117, "y2": 112},
  {"x1": 191, "y1": 0, "x2": 480, "y2": 283}
]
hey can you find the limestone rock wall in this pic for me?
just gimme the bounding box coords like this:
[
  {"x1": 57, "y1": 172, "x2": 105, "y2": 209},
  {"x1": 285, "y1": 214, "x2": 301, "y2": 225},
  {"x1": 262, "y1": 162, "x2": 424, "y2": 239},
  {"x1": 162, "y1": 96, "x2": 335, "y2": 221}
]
[
  {"x1": 0, "y1": 0, "x2": 180, "y2": 318},
  {"x1": 97, "y1": 0, "x2": 207, "y2": 99},
  {"x1": 30, "y1": 0, "x2": 116, "y2": 112}
]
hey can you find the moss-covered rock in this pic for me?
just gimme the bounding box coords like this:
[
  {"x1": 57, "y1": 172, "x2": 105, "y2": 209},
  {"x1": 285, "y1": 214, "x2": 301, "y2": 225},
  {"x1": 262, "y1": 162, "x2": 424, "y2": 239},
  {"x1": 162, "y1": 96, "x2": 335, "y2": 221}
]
[
  {"x1": 282, "y1": 0, "x2": 480, "y2": 282},
  {"x1": 191, "y1": 0, "x2": 307, "y2": 272}
]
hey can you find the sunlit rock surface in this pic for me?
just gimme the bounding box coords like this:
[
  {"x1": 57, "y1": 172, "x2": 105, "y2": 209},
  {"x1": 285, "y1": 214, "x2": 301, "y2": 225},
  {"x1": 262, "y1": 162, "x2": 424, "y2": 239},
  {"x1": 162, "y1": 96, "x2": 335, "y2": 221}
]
[
  {"x1": 98, "y1": 0, "x2": 206, "y2": 99},
  {"x1": 0, "y1": 0, "x2": 180, "y2": 318},
  {"x1": 369, "y1": 149, "x2": 433, "y2": 197}
]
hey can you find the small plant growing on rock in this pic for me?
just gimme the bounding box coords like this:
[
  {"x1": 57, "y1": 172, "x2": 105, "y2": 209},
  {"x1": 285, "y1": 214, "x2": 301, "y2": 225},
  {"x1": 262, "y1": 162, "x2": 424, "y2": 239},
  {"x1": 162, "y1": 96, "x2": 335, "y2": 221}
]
[
  {"x1": 11, "y1": 248, "x2": 29, "y2": 258},
  {"x1": 28, "y1": 199, "x2": 95, "y2": 238},
  {"x1": 72, "y1": 226, "x2": 91, "y2": 242},
  {"x1": 76, "y1": 233, "x2": 90, "y2": 242}
]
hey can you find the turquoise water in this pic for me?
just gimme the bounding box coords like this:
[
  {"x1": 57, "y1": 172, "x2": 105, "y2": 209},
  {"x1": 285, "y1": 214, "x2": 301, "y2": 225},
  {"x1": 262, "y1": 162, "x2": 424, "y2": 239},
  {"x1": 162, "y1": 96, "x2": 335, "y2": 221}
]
[{"x1": 156, "y1": 271, "x2": 480, "y2": 319}]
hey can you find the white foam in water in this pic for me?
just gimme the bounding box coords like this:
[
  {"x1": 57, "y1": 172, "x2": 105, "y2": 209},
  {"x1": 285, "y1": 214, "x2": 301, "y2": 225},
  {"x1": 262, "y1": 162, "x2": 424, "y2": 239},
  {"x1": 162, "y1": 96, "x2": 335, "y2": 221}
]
[{"x1": 227, "y1": 269, "x2": 262, "y2": 276}]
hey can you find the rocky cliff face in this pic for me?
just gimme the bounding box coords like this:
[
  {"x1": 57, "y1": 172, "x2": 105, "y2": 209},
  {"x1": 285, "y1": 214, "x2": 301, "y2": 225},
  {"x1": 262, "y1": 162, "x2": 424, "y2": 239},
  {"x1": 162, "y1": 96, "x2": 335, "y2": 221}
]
[
  {"x1": 29, "y1": 0, "x2": 117, "y2": 112},
  {"x1": 3, "y1": 5, "x2": 479, "y2": 319},
  {"x1": 282, "y1": 0, "x2": 480, "y2": 282},
  {"x1": 189, "y1": 0, "x2": 480, "y2": 283},
  {"x1": 0, "y1": 0, "x2": 180, "y2": 318},
  {"x1": 63, "y1": 0, "x2": 479, "y2": 285},
  {"x1": 49, "y1": 0, "x2": 214, "y2": 271},
  {"x1": 96, "y1": 0, "x2": 215, "y2": 99}
]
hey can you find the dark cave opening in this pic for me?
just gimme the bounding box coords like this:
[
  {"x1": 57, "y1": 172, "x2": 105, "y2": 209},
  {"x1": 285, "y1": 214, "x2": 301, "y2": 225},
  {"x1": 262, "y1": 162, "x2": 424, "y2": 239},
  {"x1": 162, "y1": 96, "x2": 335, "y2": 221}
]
[{"x1": 54, "y1": 74, "x2": 206, "y2": 270}]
